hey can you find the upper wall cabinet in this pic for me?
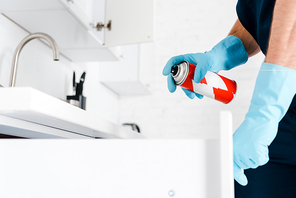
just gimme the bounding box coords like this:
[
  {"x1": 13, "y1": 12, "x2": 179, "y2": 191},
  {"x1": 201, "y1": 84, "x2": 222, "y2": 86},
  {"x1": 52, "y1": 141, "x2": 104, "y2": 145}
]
[{"x1": 0, "y1": 0, "x2": 154, "y2": 62}]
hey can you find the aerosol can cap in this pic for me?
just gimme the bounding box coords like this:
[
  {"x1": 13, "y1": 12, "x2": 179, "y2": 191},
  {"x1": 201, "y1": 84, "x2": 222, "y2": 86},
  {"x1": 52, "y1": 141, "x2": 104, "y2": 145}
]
[{"x1": 171, "y1": 61, "x2": 189, "y2": 86}]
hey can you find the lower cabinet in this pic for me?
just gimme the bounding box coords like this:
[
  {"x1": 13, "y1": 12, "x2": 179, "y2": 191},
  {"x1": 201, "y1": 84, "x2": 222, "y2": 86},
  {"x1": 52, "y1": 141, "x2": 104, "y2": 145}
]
[{"x1": 0, "y1": 139, "x2": 213, "y2": 198}]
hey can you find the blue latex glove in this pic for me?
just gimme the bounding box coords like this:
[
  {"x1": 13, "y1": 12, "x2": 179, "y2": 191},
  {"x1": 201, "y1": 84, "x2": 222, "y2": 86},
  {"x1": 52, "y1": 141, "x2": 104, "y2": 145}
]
[
  {"x1": 233, "y1": 62, "x2": 296, "y2": 186},
  {"x1": 162, "y1": 35, "x2": 248, "y2": 99}
]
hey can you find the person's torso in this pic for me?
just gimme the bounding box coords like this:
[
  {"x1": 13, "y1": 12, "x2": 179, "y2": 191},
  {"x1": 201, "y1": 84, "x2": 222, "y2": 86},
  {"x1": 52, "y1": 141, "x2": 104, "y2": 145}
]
[
  {"x1": 237, "y1": 0, "x2": 296, "y2": 112},
  {"x1": 236, "y1": 0, "x2": 276, "y2": 55}
]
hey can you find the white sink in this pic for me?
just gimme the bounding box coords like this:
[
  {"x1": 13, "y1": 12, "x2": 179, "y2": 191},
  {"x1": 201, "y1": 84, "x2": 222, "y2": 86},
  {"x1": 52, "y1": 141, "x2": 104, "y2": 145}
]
[{"x1": 0, "y1": 87, "x2": 144, "y2": 139}]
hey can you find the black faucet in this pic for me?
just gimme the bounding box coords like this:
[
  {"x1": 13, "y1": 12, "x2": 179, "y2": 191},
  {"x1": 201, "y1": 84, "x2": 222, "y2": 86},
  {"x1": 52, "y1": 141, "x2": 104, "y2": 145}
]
[{"x1": 67, "y1": 72, "x2": 86, "y2": 110}]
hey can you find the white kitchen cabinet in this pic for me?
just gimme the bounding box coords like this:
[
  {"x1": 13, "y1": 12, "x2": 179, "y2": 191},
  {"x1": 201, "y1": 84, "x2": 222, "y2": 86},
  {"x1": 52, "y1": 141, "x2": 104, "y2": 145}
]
[
  {"x1": 0, "y1": 140, "x2": 208, "y2": 198},
  {"x1": 99, "y1": 44, "x2": 151, "y2": 95},
  {"x1": 0, "y1": 111, "x2": 234, "y2": 198},
  {"x1": 0, "y1": 0, "x2": 154, "y2": 62},
  {"x1": 103, "y1": 0, "x2": 154, "y2": 46}
]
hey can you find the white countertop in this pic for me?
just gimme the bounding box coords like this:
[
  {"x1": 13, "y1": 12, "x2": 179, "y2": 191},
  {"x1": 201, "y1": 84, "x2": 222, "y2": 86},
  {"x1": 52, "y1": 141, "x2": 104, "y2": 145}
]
[{"x1": 0, "y1": 87, "x2": 144, "y2": 139}]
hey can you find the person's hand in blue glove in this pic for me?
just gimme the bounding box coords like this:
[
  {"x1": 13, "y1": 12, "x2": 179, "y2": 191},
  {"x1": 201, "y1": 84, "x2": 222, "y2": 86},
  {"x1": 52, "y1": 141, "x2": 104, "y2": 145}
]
[
  {"x1": 162, "y1": 35, "x2": 248, "y2": 99},
  {"x1": 233, "y1": 62, "x2": 296, "y2": 186}
]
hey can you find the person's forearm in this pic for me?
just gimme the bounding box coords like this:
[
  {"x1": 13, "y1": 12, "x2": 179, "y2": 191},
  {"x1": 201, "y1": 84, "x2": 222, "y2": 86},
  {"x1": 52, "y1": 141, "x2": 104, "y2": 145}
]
[
  {"x1": 228, "y1": 19, "x2": 260, "y2": 57},
  {"x1": 265, "y1": 0, "x2": 296, "y2": 70}
]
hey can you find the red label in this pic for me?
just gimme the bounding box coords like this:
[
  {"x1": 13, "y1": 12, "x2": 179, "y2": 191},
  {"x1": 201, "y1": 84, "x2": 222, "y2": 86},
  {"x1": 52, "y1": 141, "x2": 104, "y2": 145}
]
[
  {"x1": 213, "y1": 74, "x2": 237, "y2": 104},
  {"x1": 179, "y1": 62, "x2": 237, "y2": 104}
]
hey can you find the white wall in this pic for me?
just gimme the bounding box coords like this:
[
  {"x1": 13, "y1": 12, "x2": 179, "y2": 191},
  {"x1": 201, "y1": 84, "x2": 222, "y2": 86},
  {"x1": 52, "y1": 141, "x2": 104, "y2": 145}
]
[
  {"x1": 0, "y1": 0, "x2": 263, "y2": 138},
  {"x1": 119, "y1": 0, "x2": 265, "y2": 139},
  {"x1": 0, "y1": 14, "x2": 119, "y2": 124},
  {"x1": 81, "y1": 63, "x2": 119, "y2": 124}
]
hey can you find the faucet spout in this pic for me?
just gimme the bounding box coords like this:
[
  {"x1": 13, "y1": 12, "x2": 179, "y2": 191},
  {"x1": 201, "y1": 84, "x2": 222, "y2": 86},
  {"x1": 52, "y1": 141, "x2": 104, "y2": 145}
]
[{"x1": 9, "y1": 32, "x2": 59, "y2": 87}]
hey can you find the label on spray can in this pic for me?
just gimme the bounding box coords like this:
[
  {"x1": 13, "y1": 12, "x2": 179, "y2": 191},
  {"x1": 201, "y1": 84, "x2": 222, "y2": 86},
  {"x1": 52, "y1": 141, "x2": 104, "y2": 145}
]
[{"x1": 171, "y1": 61, "x2": 237, "y2": 104}]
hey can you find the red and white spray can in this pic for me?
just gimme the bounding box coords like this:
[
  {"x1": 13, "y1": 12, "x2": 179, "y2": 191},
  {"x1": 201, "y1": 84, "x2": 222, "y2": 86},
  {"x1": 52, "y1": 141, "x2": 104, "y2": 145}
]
[{"x1": 171, "y1": 61, "x2": 237, "y2": 104}]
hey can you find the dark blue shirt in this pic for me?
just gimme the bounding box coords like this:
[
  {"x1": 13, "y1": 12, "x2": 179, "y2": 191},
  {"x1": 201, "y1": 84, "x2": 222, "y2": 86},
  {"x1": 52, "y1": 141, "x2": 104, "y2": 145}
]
[{"x1": 236, "y1": 0, "x2": 276, "y2": 55}]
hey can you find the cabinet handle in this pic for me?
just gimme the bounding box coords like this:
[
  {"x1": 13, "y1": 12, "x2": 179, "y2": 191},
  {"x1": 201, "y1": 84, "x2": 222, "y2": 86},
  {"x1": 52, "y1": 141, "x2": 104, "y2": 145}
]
[{"x1": 91, "y1": 20, "x2": 112, "y2": 31}]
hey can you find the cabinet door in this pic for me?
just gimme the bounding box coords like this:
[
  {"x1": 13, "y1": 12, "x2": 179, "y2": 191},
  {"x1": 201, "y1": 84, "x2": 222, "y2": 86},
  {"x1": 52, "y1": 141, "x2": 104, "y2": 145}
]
[
  {"x1": 104, "y1": 0, "x2": 154, "y2": 46},
  {"x1": 0, "y1": 140, "x2": 207, "y2": 198}
]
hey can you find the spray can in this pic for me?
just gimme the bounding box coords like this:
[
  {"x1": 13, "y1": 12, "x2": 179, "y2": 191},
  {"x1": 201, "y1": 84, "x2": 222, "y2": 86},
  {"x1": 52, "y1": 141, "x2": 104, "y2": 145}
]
[{"x1": 171, "y1": 61, "x2": 237, "y2": 104}]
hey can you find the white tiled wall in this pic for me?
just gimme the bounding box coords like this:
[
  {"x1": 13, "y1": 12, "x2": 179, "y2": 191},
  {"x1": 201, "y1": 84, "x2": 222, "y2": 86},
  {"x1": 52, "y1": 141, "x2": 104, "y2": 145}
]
[
  {"x1": 0, "y1": 0, "x2": 265, "y2": 137},
  {"x1": 119, "y1": 0, "x2": 265, "y2": 139}
]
